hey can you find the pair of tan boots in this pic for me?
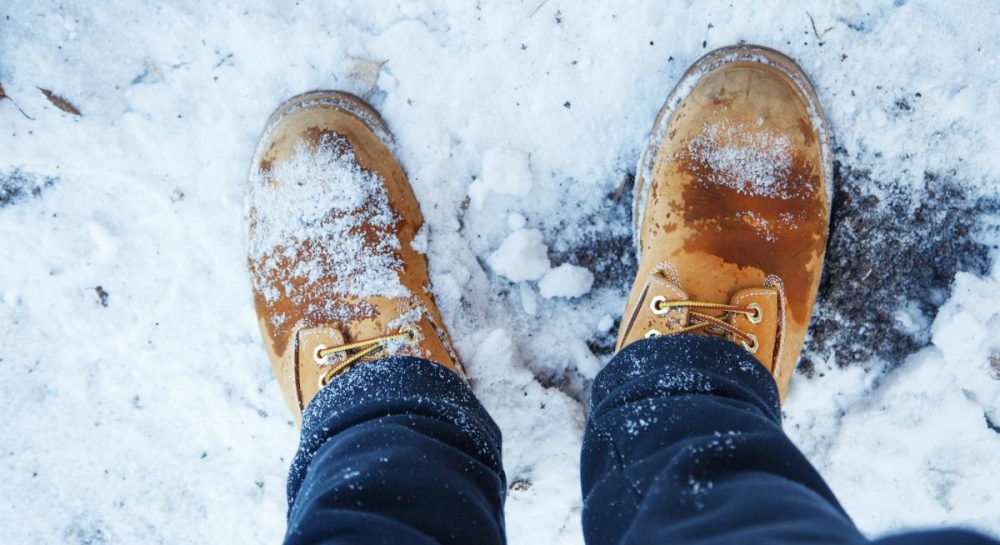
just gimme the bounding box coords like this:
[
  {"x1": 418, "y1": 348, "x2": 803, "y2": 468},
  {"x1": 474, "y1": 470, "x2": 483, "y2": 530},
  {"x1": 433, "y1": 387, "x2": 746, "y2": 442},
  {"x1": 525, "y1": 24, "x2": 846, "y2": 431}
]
[{"x1": 246, "y1": 45, "x2": 831, "y2": 422}]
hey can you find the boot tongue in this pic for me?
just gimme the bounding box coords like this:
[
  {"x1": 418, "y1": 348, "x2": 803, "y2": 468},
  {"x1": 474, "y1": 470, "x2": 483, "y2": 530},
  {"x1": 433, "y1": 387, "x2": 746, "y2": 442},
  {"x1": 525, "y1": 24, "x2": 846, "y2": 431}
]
[
  {"x1": 291, "y1": 299, "x2": 466, "y2": 411},
  {"x1": 617, "y1": 264, "x2": 783, "y2": 375},
  {"x1": 616, "y1": 263, "x2": 692, "y2": 351}
]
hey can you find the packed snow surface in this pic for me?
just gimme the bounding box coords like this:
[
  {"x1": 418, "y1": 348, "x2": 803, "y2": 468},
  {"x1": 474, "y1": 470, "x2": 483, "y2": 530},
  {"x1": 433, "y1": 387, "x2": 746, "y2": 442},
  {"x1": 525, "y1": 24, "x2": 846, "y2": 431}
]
[{"x1": 2, "y1": 1, "x2": 1000, "y2": 544}]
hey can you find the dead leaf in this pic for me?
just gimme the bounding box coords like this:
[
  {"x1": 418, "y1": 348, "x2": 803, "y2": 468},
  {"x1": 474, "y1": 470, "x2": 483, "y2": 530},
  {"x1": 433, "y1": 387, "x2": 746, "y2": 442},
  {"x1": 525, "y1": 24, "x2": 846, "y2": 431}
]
[
  {"x1": 610, "y1": 172, "x2": 633, "y2": 202},
  {"x1": 37, "y1": 87, "x2": 81, "y2": 116},
  {"x1": 0, "y1": 82, "x2": 34, "y2": 120}
]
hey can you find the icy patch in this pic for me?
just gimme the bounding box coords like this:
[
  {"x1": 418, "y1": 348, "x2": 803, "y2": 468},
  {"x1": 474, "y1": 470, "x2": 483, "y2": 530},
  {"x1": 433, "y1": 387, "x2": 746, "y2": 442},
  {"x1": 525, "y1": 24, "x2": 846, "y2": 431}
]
[
  {"x1": 487, "y1": 228, "x2": 551, "y2": 282},
  {"x1": 687, "y1": 122, "x2": 802, "y2": 199},
  {"x1": 248, "y1": 134, "x2": 408, "y2": 300},
  {"x1": 539, "y1": 264, "x2": 594, "y2": 299}
]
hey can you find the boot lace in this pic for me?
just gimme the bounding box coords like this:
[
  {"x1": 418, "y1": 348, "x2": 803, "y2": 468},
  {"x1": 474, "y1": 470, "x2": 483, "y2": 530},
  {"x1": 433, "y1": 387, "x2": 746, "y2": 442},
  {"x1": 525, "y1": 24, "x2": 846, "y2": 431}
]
[
  {"x1": 646, "y1": 296, "x2": 763, "y2": 353},
  {"x1": 314, "y1": 325, "x2": 421, "y2": 387}
]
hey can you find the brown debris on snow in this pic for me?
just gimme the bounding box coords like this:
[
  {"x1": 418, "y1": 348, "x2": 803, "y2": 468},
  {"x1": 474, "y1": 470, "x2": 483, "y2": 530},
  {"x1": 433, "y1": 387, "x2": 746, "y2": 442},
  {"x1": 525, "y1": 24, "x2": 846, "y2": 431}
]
[{"x1": 37, "y1": 87, "x2": 82, "y2": 116}]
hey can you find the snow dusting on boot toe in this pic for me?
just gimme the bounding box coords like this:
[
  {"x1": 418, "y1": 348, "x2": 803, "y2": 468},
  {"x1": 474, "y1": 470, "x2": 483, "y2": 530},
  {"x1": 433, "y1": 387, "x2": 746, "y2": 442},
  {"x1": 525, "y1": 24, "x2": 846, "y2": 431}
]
[
  {"x1": 686, "y1": 122, "x2": 813, "y2": 200},
  {"x1": 248, "y1": 134, "x2": 409, "y2": 303}
]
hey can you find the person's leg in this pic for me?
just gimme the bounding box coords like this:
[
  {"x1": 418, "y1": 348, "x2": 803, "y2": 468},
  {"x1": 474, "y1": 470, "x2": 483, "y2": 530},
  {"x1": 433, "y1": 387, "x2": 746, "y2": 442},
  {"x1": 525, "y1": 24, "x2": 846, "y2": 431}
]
[
  {"x1": 582, "y1": 334, "x2": 862, "y2": 545},
  {"x1": 590, "y1": 43, "x2": 1000, "y2": 545},
  {"x1": 285, "y1": 357, "x2": 506, "y2": 545},
  {"x1": 245, "y1": 92, "x2": 502, "y2": 542},
  {"x1": 583, "y1": 43, "x2": 998, "y2": 545},
  {"x1": 874, "y1": 530, "x2": 999, "y2": 545},
  {"x1": 581, "y1": 335, "x2": 998, "y2": 545}
]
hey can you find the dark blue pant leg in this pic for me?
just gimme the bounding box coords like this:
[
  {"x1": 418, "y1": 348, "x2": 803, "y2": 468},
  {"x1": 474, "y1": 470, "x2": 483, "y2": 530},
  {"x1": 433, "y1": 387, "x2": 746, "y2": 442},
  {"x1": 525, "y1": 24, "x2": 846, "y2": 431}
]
[
  {"x1": 285, "y1": 357, "x2": 506, "y2": 545},
  {"x1": 875, "y1": 530, "x2": 999, "y2": 545},
  {"x1": 581, "y1": 335, "x2": 998, "y2": 545}
]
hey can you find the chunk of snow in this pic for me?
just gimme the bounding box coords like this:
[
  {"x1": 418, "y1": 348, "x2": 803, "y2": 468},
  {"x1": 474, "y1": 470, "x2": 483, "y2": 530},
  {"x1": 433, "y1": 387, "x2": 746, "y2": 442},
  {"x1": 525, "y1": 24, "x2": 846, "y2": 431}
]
[
  {"x1": 487, "y1": 228, "x2": 550, "y2": 282},
  {"x1": 469, "y1": 149, "x2": 533, "y2": 209},
  {"x1": 569, "y1": 339, "x2": 601, "y2": 379},
  {"x1": 596, "y1": 314, "x2": 614, "y2": 333},
  {"x1": 410, "y1": 224, "x2": 429, "y2": 254},
  {"x1": 893, "y1": 302, "x2": 930, "y2": 338},
  {"x1": 538, "y1": 264, "x2": 594, "y2": 299}
]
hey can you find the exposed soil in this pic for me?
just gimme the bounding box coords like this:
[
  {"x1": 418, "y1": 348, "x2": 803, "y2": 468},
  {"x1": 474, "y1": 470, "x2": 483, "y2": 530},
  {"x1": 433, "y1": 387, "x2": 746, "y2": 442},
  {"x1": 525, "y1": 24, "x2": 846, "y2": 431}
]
[
  {"x1": 810, "y1": 152, "x2": 999, "y2": 366},
  {"x1": 0, "y1": 169, "x2": 56, "y2": 208}
]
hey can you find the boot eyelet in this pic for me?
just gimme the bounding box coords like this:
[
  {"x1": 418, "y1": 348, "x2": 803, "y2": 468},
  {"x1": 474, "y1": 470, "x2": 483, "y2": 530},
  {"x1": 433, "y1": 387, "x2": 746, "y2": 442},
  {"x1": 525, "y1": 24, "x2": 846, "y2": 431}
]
[
  {"x1": 645, "y1": 329, "x2": 663, "y2": 339},
  {"x1": 742, "y1": 334, "x2": 759, "y2": 354},
  {"x1": 650, "y1": 296, "x2": 669, "y2": 316},
  {"x1": 313, "y1": 344, "x2": 329, "y2": 364},
  {"x1": 401, "y1": 325, "x2": 421, "y2": 343},
  {"x1": 746, "y1": 303, "x2": 764, "y2": 324}
]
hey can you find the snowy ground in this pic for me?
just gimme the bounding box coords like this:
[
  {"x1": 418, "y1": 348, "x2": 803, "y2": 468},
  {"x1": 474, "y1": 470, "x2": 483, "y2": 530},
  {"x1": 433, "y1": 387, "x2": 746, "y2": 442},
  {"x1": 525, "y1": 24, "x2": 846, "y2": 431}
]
[{"x1": 2, "y1": 1, "x2": 1000, "y2": 543}]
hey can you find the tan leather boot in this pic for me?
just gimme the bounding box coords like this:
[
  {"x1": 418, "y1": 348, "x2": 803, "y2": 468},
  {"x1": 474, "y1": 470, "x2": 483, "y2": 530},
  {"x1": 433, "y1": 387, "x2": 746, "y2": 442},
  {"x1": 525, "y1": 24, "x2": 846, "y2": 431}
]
[
  {"x1": 617, "y1": 45, "x2": 831, "y2": 402},
  {"x1": 246, "y1": 91, "x2": 463, "y2": 422}
]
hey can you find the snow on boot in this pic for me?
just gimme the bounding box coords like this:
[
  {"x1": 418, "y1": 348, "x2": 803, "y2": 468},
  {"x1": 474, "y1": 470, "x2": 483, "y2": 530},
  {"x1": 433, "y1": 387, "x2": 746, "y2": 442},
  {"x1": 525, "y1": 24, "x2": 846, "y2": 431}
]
[
  {"x1": 617, "y1": 45, "x2": 831, "y2": 402},
  {"x1": 246, "y1": 91, "x2": 463, "y2": 421}
]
